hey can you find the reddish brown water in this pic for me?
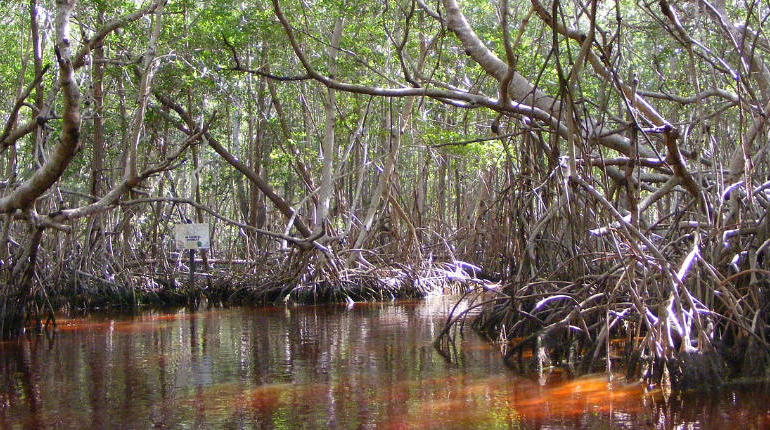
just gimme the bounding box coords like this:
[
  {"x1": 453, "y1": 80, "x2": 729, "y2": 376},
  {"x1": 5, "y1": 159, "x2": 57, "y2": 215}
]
[{"x1": 1, "y1": 296, "x2": 769, "y2": 429}]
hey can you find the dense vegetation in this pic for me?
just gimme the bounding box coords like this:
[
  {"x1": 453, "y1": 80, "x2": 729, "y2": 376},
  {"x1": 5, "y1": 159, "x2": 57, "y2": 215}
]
[{"x1": 1, "y1": 0, "x2": 769, "y2": 389}]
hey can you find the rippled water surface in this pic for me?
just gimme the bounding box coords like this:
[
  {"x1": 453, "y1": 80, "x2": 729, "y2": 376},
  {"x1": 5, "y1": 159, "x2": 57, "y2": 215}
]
[{"x1": 1, "y1": 296, "x2": 769, "y2": 429}]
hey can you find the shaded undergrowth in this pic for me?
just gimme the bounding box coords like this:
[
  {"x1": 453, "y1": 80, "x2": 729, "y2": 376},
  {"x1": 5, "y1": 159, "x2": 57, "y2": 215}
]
[
  {"x1": 435, "y1": 173, "x2": 770, "y2": 391},
  {"x1": 16, "y1": 252, "x2": 476, "y2": 335}
]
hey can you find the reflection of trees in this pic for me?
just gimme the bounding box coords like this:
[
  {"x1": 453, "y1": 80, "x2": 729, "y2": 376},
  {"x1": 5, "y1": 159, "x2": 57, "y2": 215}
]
[
  {"x1": 85, "y1": 333, "x2": 107, "y2": 429},
  {"x1": 0, "y1": 301, "x2": 484, "y2": 428},
  {"x1": 2, "y1": 341, "x2": 44, "y2": 429},
  {"x1": 8, "y1": 301, "x2": 764, "y2": 428},
  {"x1": 247, "y1": 300, "x2": 458, "y2": 426}
]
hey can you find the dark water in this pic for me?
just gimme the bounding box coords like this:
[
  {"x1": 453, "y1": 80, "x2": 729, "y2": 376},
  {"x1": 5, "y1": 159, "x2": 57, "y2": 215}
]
[{"x1": 1, "y1": 296, "x2": 769, "y2": 429}]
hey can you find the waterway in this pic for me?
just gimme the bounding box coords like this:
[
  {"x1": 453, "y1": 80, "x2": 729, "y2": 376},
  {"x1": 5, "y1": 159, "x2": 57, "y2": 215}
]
[{"x1": 1, "y1": 296, "x2": 769, "y2": 428}]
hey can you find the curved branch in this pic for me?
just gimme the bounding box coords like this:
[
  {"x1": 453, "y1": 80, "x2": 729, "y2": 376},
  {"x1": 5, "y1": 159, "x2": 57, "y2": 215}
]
[
  {"x1": 0, "y1": 0, "x2": 80, "y2": 214},
  {"x1": 72, "y1": 0, "x2": 164, "y2": 70},
  {"x1": 0, "y1": 64, "x2": 50, "y2": 150},
  {"x1": 46, "y1": 117, "x2": 211, "y2": 223},
  {"x1": 222, "y1": 35, "x2": 310, "y2": 81},
  {"x1": 154, "y1": 92, "x2": 314, "y2": 239},
  {"x1": 118, "y1": 197, "x2": 311, "y2": 246}
]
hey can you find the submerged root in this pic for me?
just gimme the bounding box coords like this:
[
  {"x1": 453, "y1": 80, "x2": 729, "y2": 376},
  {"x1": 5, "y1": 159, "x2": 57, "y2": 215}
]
[
  {"x1": 665, "y1": 351, "x2": 728, "y2": 390},
  {"x1": 437, "y1": 277, "x2": 748, "y2": 390},
  {"x1": 240, "y1": 258, "x2": 476, "y2": 305},
  {"x1": 435, "y1": 176, "x2": 770, "y2": 390},
  {"x1": 17, "y1": 241, "x2": 483, "y2": 324}
]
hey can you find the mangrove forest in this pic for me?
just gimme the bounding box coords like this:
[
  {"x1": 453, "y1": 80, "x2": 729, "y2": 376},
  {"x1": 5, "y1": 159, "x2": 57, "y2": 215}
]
[{"x1": 2, "y1": 0, "x2": 770, "y2": 425}]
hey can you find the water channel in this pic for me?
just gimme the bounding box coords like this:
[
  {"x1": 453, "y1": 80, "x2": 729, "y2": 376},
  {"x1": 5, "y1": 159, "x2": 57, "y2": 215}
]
[{"x1": 1, "y1": 296, "x2": 769, "y2": 429}]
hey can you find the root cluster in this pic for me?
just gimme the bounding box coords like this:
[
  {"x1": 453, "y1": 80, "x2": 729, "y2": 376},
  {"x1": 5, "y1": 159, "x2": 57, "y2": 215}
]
[{"x1": 437, "y1": 169, "x2": 770, "y2": 390}]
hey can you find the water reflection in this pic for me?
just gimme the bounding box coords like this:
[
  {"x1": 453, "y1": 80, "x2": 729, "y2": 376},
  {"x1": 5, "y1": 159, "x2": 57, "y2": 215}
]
[{"x1": 0, "y1": 296, "x2": 768, "y2": 429}]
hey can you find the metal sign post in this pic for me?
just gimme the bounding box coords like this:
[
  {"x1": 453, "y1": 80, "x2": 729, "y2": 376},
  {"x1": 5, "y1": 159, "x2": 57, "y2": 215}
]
[
  {"x1": 189, "y1": 248, "x2": 195, "y2": 287},
  {"x1": 175, "y1": 223, "x2": 210, "y2": 289}
]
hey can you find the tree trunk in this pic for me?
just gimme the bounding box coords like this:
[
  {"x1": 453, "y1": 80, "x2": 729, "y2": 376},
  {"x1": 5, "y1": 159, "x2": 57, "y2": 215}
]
[
  {"x1": 232, "y1": 107, "x2": 250, "y2": 223},
  {"x1": 437, "y1": 152, "x2": 447, "y2": 231},
  {"x1": 316, "y1": 18, "x2": 345, "y2": 233},
  {"x1": 1, "y1": 225, "x2": 43, "y2": 338}
]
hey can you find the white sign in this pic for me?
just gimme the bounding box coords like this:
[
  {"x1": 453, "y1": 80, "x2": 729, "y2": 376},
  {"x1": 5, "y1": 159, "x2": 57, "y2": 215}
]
[{"x1": 175, "y1": 223, "x2": 210, "y2": 250}]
